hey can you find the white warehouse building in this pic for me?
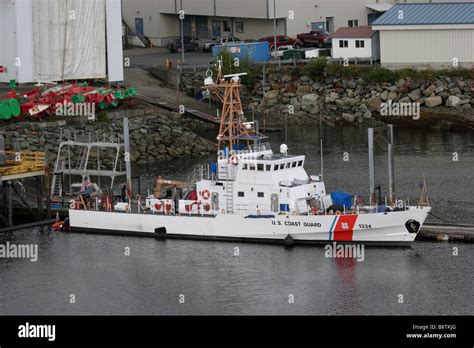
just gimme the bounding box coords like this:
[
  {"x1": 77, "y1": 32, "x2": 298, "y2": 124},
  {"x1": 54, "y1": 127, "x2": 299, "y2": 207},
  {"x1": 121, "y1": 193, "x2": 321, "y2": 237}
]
[
  {"x1": 372, "y1": 2, "x2": 474, "y2": 69},
  {"x1": 121, "y1": 0, "x2": 474, "y2": 47},
  {"x1": 0, "y1": 0, "x2": 124, "y2": 84}
]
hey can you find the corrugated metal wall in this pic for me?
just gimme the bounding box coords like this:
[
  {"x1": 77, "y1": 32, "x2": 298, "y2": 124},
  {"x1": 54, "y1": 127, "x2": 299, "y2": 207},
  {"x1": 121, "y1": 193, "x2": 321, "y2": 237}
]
[
  {"x1": 0, "y1": 0, "x2": 17, "y2": 83},
  {"x1": 379, "y1": 27, "x2": 474, "y2": 67}
]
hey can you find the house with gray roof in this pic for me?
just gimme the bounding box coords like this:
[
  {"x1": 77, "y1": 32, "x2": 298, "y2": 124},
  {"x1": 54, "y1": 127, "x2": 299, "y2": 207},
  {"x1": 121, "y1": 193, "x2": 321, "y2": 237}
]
[{"x1": 372, "y1": 2, "x2": 474, "y2": 69}]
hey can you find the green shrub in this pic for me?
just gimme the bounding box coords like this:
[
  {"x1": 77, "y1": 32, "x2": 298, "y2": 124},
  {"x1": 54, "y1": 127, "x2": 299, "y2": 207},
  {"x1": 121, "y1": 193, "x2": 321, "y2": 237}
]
[
  {"x1": 210, "y1": 49, "x2": 258, "y2": 87},
  {"x1": 303, "y1": 58, "x2": 328, "y2": 78}
]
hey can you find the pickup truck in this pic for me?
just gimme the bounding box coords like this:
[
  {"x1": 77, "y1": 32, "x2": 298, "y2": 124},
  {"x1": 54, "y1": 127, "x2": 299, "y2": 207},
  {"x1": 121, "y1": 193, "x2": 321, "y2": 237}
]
[{"x1": 296, "y1": 30, "x2": 332, "y2": 48}]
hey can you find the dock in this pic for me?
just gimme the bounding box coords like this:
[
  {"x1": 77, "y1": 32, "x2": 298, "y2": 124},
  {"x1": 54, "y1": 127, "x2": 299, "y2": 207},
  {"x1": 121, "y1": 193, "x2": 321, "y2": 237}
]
[
  {"x1": 419, "y1": 223, "x2": 474, "y2": 242},
  {"x1": 0, "y1": 144, "x2": 48, "y2": 227},
  {"x1": 139, "y1": 98, "x2": 282, "y2": 132}
]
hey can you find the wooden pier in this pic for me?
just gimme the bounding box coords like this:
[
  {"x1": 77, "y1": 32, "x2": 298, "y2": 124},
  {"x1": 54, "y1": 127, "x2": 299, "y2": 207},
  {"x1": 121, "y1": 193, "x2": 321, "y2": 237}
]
[{"x1": 0, "y1": 146, "x2": 48, "y2": 227}]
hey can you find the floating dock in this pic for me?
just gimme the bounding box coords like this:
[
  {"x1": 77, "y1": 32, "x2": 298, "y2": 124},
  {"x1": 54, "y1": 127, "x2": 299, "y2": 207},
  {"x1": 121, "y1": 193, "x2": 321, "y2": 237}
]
[{"x1": 419, "y1": 223, "x2": 474, "y2": 242}]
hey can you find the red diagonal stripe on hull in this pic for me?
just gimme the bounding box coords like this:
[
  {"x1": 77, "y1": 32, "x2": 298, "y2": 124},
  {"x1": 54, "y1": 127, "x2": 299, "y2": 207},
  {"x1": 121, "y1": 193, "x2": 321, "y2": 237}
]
[{"x1": 333, "y1": 215, "x2": 358, "y2": 241}]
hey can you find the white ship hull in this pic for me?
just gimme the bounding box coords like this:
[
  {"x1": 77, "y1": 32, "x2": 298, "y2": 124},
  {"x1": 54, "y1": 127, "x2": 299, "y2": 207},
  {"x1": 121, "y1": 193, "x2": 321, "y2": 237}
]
[{"x1": 69, "y1": 206, "x2": 431, "y2": 245}]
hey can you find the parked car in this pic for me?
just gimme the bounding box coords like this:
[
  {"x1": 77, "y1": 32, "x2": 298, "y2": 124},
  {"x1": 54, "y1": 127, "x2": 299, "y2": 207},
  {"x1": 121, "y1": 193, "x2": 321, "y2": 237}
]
[
  {"x1": 258, "y1": 35, "x2": 302, "y2": 50},
  {"x1": 297, "y1": 30, "x2": 332, "y2": 48},
  {"x1": 219, "y1": 37, "x2": 241, "y2": 45},
  {"x1": 167, "y1": 37, "x2": 199, "y2": 53},
  {"x1": 270, "y1": 45, "x2": 294, "y2": 59},
  {"x1": 200, "y1": 37, "x2": 221, "y2": 52}
]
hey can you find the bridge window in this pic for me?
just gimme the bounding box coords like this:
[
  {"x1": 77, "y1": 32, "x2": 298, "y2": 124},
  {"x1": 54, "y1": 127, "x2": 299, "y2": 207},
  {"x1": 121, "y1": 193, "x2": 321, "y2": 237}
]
[
  {"x1": 257, "y1": 164, "x2": 264, "y2": 171},
  {"x1": 238, "y1": 191, "x2": 245, "y2": 197},
  {"x1": 266, "y1": 165, "x2": 271, "y2": 171},
  {"x1": 257, "y1": 192, "x2": 264, "y2": 198},
  {"x1": 274, "y1": 165, "x2": 279, "y2": 171},
  {"x1": 249, "y1": 164, "x2": 255, "y2": 170},
  {"x1": 279, "y1": 163, "x2": 285, "y2": 170},
  {"x1": 286, "y1": 163, "x2": 291, "y2": 168},
  {"x1": 292, "y1": 162, "x2": 297, "y2": 168},
  {"x1": 243, "y1": 164, "x2": 248, "y2": 170},
  {"x1": 298, "y1": 160, "x2": 303, "y2": 166}
]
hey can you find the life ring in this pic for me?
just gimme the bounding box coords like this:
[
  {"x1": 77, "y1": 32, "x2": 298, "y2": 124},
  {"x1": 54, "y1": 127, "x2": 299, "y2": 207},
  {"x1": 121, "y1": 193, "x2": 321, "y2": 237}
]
[
  {"x1": 310, "y1": 207, "x2": 318, "y2": 215},
  {"x1": 165, "y1": 203, "x2": 172, "y2": 212},
  {"x1": 257, "y1": 210, "x2": 261, "y2": 215},
  {"x1": 231, "y1": 154, "x2": 239, "y2": 166},
  {"x1": 154, "y1": 202, "x2": 162, "y2": 211},
  {"x1": 135, "y1": 194, "x2": 141, "y2": 200},
  {"x1": 221, "y1": 209, "x2": 225, "y2": 214},
  {"x1": 292, "y1": 211, "x2": 298, "y2": 216},
  {"x1": 204, "y1": 203, "x2": 210, "y2": 212},
  {"x1": 201, "y1": 190, "x2": 211, "y2": 200},
  {"x1": 335, "y1": 210, "x2": 341, "y2": 215}
]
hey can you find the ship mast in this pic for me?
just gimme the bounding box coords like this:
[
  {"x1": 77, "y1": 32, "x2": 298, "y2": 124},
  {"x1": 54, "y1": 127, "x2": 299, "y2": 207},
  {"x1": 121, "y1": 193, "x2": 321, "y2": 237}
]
[{"x1": 203, "y1": 60, "x2": 266, "y2": 152}]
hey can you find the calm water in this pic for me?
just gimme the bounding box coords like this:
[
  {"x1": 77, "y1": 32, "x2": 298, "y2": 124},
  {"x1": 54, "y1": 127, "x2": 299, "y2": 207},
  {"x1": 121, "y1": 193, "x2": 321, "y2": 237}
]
[{"x1": 1, "y1": 125, "x2": 473, "y2": 315}]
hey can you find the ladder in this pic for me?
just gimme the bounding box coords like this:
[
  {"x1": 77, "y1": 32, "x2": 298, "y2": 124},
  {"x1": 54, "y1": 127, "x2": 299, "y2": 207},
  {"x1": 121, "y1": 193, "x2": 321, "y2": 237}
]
[
  {"x1": 51, "y1": 158, "x2": 63, "y2": 197},
  {"x1": 78, "y1": 148, "x2": 87, "y2": 171},
  {"x1": 225, "y1": 164, "x2": 234, "y2": 214},
  {"x1": 226, "y1": 180, "x2": 234, "y2": 214}
]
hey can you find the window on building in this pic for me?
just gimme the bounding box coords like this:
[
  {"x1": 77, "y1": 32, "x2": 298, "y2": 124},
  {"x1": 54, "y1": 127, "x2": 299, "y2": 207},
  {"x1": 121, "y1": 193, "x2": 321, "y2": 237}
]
[
  {"x1": 339, "y1": 40, "x2": 348, "y2": 48},
  {"x1": 266, "y1": 165, "x2": 272, "y2": 171},
  {"x1": 257, "y1": 164, "x2": 264, "y2": 171},
  {"x1": 236, "y1": 21, "x2": 244, "y2": 33},
  {"x1": 356, "y1": 40, "x2": 365, "y2": 48},
  {"x1": 238, "y1": 191, "x2": 245, "y2": 197},
  {"x1": 257, "y1": 192, "x2": 264, "y2": 198},
  {"x1": 348, "y1": 20, "x2": 359, "y2": 28},
  {"x1": 223, "y1": 21, "x2": 231, "y2": 32}
]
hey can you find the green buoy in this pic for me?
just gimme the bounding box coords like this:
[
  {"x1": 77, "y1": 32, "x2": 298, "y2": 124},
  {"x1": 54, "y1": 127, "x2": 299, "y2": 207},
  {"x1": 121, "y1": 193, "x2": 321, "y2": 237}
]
[
  {"x1": 0, "y1": 101, "x2": 12, "y2": 119},
  {"x1": 9, "y1": 99, "x2": 21, "y2": 117}
]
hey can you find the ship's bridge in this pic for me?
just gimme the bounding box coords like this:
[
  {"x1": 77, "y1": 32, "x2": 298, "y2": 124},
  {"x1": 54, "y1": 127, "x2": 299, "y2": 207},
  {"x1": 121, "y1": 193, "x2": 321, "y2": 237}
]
[{"x1": 217, "y1": 142, "x2": 309, "y2": 185}]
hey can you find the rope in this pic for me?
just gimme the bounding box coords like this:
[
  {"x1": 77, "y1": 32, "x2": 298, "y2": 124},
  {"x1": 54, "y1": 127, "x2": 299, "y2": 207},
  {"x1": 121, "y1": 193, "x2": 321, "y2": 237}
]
[{"x1": 427, "y1": 211, "x2": 474, "y2": 232}]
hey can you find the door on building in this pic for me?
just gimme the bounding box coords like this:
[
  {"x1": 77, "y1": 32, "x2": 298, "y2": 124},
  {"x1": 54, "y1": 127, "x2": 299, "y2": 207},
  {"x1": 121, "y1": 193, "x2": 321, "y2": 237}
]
[
  {"x1": 325, "y1": 17, "x2": 334, "y2": 32},
  {"x1": 135, "y1": 18, "x2": 144, "y2": 35},
  {"x1": 183, "y1": 16, "x2": 192, "y2": 38},
  {"x1": 311, "y1": 22, "x2": 325, "y2": 31},
  {"x1": 195, "y1": 16, "x2": 209, "y2": 39},
  {"x1": 212, "y1": 20, "x2": 221, "y2": 38}
]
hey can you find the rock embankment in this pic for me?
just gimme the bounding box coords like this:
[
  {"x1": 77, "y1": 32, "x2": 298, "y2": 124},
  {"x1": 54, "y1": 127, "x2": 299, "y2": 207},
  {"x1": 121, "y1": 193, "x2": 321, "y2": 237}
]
[
  {"x1": 181, "y1": 67, "x2": 473, "y2": 129},
  {"x1": 0, "y1": 113, "x2": 214, "y2": 166}
]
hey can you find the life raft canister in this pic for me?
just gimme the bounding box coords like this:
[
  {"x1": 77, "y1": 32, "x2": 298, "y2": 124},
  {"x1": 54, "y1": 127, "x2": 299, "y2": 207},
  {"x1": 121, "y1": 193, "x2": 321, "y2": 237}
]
[{"x1": 201, "y1": 190, "x2": 211, "y2": 200}]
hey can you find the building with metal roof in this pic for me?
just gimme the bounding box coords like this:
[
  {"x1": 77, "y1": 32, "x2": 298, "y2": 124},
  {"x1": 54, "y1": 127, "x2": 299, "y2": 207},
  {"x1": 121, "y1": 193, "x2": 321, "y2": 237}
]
[{"x1": 372, "y1": 2, "x2": 474, "y2": 69}]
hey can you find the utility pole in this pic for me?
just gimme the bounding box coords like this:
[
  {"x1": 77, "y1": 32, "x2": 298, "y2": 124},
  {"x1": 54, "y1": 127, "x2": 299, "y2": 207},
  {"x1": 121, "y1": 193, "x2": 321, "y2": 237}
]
[
  {"x1": 180, "y1": 0, "x2": 185, "y2": 63},
  {"x1": 273, "y1": 0, "x2": 277, "y2": 58}
]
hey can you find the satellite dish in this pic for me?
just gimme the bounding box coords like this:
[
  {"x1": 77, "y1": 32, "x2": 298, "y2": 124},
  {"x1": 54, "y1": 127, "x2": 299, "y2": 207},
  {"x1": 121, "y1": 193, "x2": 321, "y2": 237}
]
[{"x1": 280, "y1": 144, "x2": 288, "y2": 155}]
